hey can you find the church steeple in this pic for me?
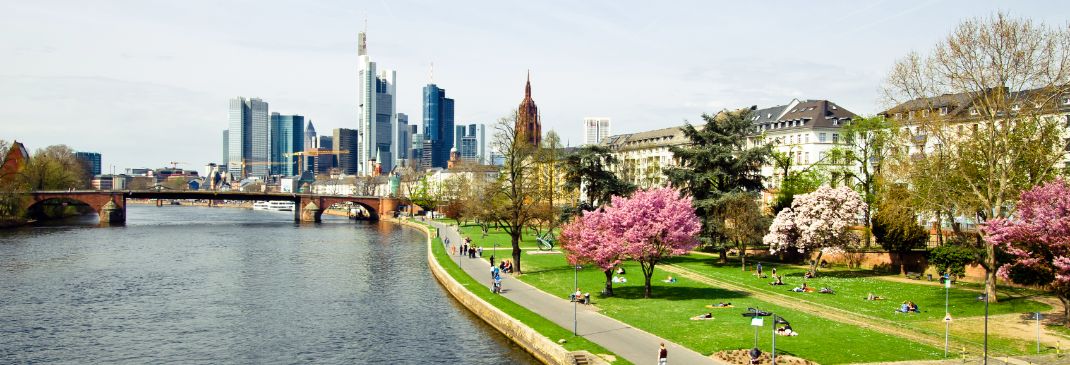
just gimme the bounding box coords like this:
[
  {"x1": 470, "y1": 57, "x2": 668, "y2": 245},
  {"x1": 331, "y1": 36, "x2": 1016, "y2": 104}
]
[
  {"x1": 525, "y1": 70, "x2": 531, "y2": 98},
  {"x1": 516, "y1": 71, "x2": 541, "y2": 146}
]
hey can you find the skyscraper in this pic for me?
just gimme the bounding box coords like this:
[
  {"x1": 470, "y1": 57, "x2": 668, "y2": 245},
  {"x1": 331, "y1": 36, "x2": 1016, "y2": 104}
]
[
  {"x1": 397, "y1": 113, "x2": 411, "y2": 164},
  {"x1": 222, "y1": 129, "x2": 229, "y2": 170},
  {"x1": 334, "y1": 128, "x2": 359, "y2": 175},
  {"x1": 357, "y1": 29, "x2": 398, "y2": 175},
  {"x1": 227, "y1": 97, "x2": 269, "y2": 179},
  {"x1": 456, "y1": 123, "x2": 486, "y2": 164},
  {"x1": 304, "y1": 120, "x2": 318, "y2": 151},
  {"x1": 516, "y1": 72, "x2": 541, "y2": 146},
  {"x1": 75, "y1": 151, "x2": 102, "y2": 176},
  {"x1": 583, "y1": 117, "x2": 611, "y2": 145},
  {"x1": 423, "y1": 83, "x2": 455, "y2": 168},
  {"x1": 270, "y1": 113, "x2": 304, "y2": 176}
]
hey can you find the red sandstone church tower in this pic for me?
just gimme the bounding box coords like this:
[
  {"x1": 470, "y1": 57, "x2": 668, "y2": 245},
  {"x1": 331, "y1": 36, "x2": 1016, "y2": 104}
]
[{"x1": 516, "y1": 72, "x2": 542, "y2": 146}]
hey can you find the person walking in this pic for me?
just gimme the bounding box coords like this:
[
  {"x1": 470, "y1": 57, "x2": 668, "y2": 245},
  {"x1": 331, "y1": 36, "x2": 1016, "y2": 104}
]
[{"x1": 657, "y1": 343, "x2": 668, "y2": 365}]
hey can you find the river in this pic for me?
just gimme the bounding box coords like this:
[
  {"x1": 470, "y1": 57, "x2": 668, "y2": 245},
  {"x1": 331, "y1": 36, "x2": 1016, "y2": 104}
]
[{"x1": 0, "y1": 205, "x2": 538, "y2": 364}]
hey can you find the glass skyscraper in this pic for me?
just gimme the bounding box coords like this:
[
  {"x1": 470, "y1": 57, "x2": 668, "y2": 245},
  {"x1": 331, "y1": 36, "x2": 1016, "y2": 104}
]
[
  {"x1": 357, "y1": 30, "x2": 398, "y2": 175},
  {"x1": 422, "y1": 84, "x2": 454, "y2": 169},
  {"x1": 334, "y1": 128, "x2": 359, "y2": 175},
  {"x1": 270, "y1": 113, "x2": 304, "y2": 176},
  {"x1": 227, "y1": 97, "x2": 269, "y2": 179},
  {"x1": 75, "y1": 151, "x2": 102, "y2": 176}
]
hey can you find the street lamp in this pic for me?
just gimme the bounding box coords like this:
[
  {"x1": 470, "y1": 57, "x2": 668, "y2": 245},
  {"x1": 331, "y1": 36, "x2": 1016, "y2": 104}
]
[
  {"x1": 574, "y1": 264, "x2": 582, "y2": 336},
  {"x1": 944, "y1": 275, "x2": 951, "y2": 357},
  {"x1": 984, "y1": 277, "x2": 990, "y2": 365}
]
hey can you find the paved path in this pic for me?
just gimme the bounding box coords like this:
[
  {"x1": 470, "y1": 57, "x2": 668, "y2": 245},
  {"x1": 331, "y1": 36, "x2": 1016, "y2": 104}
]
[{"x1": 428, "y1": 221, "x2": 723, "y2": 365}]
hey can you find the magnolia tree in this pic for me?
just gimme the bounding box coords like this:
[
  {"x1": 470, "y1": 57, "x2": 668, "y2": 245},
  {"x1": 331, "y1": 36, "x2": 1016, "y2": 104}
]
[
  {"x1": 764, "y1": 186, "x2": 867, "y2": 276},
  {"x1": 560, "y1": 208, "x2": 624, "y2": 296},
  {"x1": 984, "y1": 179, "x2": 1070, "y2": 325},
  {"x1": 613, "y1": 187, "x2": 701, "y2": 298}
]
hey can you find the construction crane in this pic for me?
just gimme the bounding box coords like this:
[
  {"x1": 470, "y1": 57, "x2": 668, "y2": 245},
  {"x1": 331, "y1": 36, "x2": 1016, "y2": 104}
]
[{"x1": 168, "y1": 161, "x2": 187, "y2": 169}]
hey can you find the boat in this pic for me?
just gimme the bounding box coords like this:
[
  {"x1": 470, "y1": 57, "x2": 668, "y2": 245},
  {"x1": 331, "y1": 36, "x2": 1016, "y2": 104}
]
[{"x1": 252, "y1": 201, "x2": 295, "y2": 212}]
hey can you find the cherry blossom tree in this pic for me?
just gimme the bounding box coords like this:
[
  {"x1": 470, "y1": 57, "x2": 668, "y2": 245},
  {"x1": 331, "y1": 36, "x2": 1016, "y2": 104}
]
[
  {"x1": 764, "y1": 186, "x2": 867, "y2": 276},
  {"x1": 984, "y1": 179, "x2": 1070, "y2": 325},
  {"x1": 611, "y1": 187, "x2": 701, "y2": 298},
  {"x1": 560, "y1": 208, "x2": 626, "y2": 296}
]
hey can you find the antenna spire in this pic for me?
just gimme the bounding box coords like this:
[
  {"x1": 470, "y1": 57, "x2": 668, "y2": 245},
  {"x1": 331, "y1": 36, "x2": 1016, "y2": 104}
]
[{"x1": 430, "y1": 62, "x2": 434, "y2": 84}]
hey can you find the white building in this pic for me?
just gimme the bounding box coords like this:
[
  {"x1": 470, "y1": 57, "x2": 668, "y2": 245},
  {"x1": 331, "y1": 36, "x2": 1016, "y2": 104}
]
[
  {"x1": 601, "y1": 126, "x2": 688, "y2": 189},
  {"x1": 356, "y1": 29, "x2": 398, "y2": 175},
  {"x1": 747, "y1": 99, "x2": 857, "y2": 188},
  {"x1": 583, "y1": 117, "x2": 611, "y2": 146}
]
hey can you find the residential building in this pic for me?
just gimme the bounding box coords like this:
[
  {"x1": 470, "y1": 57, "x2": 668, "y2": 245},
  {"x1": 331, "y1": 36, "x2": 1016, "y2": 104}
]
[
  {"x1": 270, "y1": 113, "x2": 304, "y2": 176},
  {"x1": 356, "y1": 29, "x2": 398, "y2": 175},
  {"x1": 747, "y1": 99, "x2": 857, "y2": 187},
  {"x1": 517, "y1": 72, "x2": 541, "y2": 146},
  {"x1": 583, "y1": 117, "x2": 611, "y2": 145},
  {"x1": 1, "y1": 141, "x2": 29, "y2": 184},
  {"x1": 333, "y1": 128, "x2": 359, "y2": 175},
  {"x1": 423, "y1": 83, "x2": 455, "y2": 168},
  {"x1": 75, "y1": 151, "x2": 102, "y2": 176},
  {"x1": 227, "y1": 97, "x2": 270, "y2": 179},
  {"x1": 601, "y1": 126, "x2": 688, "y2": 189}
]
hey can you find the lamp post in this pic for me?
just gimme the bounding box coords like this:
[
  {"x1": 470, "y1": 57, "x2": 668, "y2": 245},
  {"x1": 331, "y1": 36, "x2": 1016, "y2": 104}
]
[
  {"x1": 573, "y1": 265, "x2": 582, "y2": 335},
  {"x1": 771, "y1": 314, "x2": 778, "y2": 365},
  {"x1": 944, "y1": 276, "x2": 950, "y2": 357},
  {"x1": 984, "y1": 278, "x2": 990, "y2": 364}
]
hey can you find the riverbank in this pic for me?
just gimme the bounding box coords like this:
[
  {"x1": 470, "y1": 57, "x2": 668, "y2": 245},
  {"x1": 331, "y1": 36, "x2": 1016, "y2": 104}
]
[{"x1": 393, "y1": 217, "x2": 618, "y2": 365}]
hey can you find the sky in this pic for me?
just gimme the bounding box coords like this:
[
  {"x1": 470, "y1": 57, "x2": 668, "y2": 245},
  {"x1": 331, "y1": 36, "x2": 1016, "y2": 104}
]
[{"x1": 2, "y1": 1, "x2": 1068, "y2": 172}]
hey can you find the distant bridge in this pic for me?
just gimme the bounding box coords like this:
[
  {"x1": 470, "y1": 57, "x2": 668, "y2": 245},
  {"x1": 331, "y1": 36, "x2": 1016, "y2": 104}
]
[{"x1": 23, "y1": 190, "x2": 400, "y2": 225}]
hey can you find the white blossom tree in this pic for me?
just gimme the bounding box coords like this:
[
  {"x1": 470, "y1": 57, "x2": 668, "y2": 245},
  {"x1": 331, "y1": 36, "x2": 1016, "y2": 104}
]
[{"x1": 765, "y1": 186, "x2": 867, "y2": 276}]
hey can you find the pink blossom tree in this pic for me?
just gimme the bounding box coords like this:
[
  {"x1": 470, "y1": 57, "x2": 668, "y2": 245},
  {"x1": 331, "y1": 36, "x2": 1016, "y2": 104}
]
[
  {"x1": 560, "y1": 208, "x2": 626, "y2": 297},
  {"x1": 611, "y1": 187, "x2": 701, "y2": 298},
  {"x1": 984, "y1": 179, "x2": 1070, "y2": 325},
  {"x1": 764, "y1": 186, "x2": 866, "y2": 276}
]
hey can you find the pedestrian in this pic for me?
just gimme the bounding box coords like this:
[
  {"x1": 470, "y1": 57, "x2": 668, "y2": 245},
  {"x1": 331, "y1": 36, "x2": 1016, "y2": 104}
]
[
  {"x1": 756, "y1": 262, "x2": 763, "y2": 277},
  {"x1": 490, "y1": 255, "x2": 495, "y2": 267},
  {"x1": 477, "y1": 246, "x2": 483, "y2": 257},
  {"x1": 657, "y1": 343, "x2": 668, "y2": 365},
  {"x1": 462, "y1": 242, "x2": 468, "y2": 257}
]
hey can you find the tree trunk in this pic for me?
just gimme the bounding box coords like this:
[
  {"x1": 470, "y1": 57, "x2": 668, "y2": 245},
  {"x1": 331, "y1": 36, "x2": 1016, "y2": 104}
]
[
  {"x1": 810, "y1": 251, "x2": 824, "y2": 277},
  {"x1": 1061, "y1": 296, "x2": 1070, "y2": 328},
  {"x1": 641, "y1": 261, "x2": 655, "y2": 298},
  {"x1": 985, "y1": 242, "x2": 998, "y2": 303},
  {"x1": 603, "y1": 269, "x2": 614, "y2": 297},
  {"x1": 898, "y1": 251, "x2": 906, "y2": 276},
  {"x1": 718, "y1": 247, "x2": 728, "y2": 264},
  {"x1": 511, "y1": 230, "x2": 523, "y2": 274},
  {"x1": 741, "y1": 248, "x2": 747, "y2": 272}
]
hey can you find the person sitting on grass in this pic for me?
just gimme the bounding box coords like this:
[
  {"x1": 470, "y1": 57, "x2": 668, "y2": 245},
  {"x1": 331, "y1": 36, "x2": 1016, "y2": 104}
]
[
  {"x1": 819, "y1": 287, "x2": 834, "y2": 294},
  {"x1": 866, "y1": 292, "x2": 885, "y2": 301},
  {"x1": 775, "y1": 324, "x2": 798, "y2": 336},
  {"x1": 896, "y1": 301, "x2": 915, "y2": 314},
  {"x1": 908, "y1": 301, "x2": 920, "y2": 313},
  {"x1": 705, "y1": 302, "x2": 733, "y2": 309},
  {"x1": 616, "y1": 266, "x2": 626, "y2": 275},
  {"x1": 804, "y1": 270, "x2": 815, "y2": 279},
  {"x1": 769, "y1": 275, "x2": 785, "y2": 286},
  {"x1": 690, "y1": 312, "x2": 714, "y2": 320},
  {"x1": 662, "y1": 275, "x2": 677, "y2": 283}
]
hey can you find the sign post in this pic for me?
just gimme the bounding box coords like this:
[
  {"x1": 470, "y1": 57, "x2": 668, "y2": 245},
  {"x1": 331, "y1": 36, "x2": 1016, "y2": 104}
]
[
  {"x1": 945, "y1": 278, "x2": 951, "y2": 357},
  {"x1": 1036, "y1": 312, "x2": 1042, "y2": 354},
  {"x1": 751, "y1": 316, "x2": 763, "y2": 349}
]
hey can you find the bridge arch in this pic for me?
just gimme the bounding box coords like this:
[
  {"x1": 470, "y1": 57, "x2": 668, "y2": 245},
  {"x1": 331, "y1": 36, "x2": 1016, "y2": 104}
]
[{"x1": 25, "y1": 192, "x2": 126, "y2": 224}]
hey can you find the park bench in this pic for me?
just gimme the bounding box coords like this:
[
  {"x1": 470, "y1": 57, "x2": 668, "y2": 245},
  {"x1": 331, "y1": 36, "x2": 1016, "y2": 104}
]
[
  {"x1": 570, "y1": 293, "x2": 591, "y2": 305},
  {"x1": 906, "y1": 272, "x2": 923, "y2": 280}
]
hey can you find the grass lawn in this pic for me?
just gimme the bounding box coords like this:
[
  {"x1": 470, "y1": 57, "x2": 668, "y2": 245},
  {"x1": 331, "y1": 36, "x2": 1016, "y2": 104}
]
[
  {"x1": 416, "y1": 221, "x2": 633, "y2": 365},
  {"x1": 456, "y1": 223, "x2": 947, "y2": 364}
]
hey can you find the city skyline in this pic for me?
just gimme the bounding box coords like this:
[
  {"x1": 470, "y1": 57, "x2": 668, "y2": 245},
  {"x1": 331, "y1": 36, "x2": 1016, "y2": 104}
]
[{"x1": 3, "y1": 1, "x2": 1069, "y2": 171}]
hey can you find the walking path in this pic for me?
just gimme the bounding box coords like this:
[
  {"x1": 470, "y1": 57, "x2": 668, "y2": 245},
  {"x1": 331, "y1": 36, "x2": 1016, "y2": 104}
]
[{"x1": 428, "y1": 221, "x2": 723, "y2": 365}]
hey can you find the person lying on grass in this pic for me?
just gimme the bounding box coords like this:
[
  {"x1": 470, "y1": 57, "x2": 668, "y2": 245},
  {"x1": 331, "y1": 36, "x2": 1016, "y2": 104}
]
[
  {"x1": 790, "y1": 282, "x2": 813, "y2": 292},
  {"x1": 690, "y1": 312, "x2": 714, "y2": 320},
  {"x1": 775, "y1": 324, "x2": 798, "y2": 336},
  {"x1": 866, "y1": 292, "x2": 885, "y2": 300},
  {"x1": 662, "y1": 275, "x2": 677, "y2": 283},
  {"x1": 819, "y1": 287, "x2": 834, "y2": 294},
  {"x1": 705, "y1": 302, "x2": 733, "y2": 308}
]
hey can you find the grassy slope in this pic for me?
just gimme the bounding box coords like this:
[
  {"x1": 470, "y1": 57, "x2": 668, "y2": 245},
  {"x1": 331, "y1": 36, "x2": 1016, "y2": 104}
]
[{"x1": 417, "y1": 221, "x2": 633, "y2": 365}]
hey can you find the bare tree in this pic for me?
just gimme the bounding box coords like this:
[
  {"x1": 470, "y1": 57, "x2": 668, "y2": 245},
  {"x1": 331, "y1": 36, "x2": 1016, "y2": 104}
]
[
  {"x1": 884, "y1": 12, "x2": 1070, "y2": 302},
  {"x1": 488, "y1": 114, "x2": 542, "y2": 274}
]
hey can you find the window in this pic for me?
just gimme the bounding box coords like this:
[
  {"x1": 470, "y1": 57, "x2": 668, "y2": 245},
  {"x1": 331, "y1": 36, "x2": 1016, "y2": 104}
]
[
  {"x1": 894, "y1": 113, "x2": 902, "y2": 119},
  {"x1": 819, "y1": 133, "x2": 827, "y2": 142},
  {"x1": 1065, "y1": 115, "x2": 1070, "y2": 128},
  {"x1": 922, "y1": 110, "x2": 930, "y2": 117},
  {"x1": 795, "y1": 151, "x2": 802, "y2": 164},
  {"x1": 970, "y1": 108, "x2": 979, "y2": 116},
  {"x1": 819, "y1": 151, "x2": 826, "y2": 161},
  {"x1": 804, "y1": 134, "x2": 809, "y2": 143},
  {"x1": 1063, "y1": 97, "x2": 1070, "y2": 105},
  {"x1": 832, "y1": 120, "x2": 839, "y2": 126},
  {"x1": 804, "y1": 152, "x2": 810, "y2": 164},
  {"x1": 833, "y1": 133, "x2": 840, "y2": 144},
  {"x1": 940, "y1": 107, "x2": 948, "y2": 115},
  {"x1": 1011, "y1": 104, "x2": 1020, "y2": 111},
  {"x1": 908, "y1": 111, "x2": 914, "y2": 120}
]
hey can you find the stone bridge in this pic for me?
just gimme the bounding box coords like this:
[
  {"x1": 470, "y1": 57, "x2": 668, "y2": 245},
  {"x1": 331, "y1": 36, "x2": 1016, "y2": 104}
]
[{"x1": 24, "y1": 190, "x2": 400, "y2": 225}]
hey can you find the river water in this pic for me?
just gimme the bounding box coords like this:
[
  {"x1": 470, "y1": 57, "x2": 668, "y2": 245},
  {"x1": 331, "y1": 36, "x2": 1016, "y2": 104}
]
[{"x1": 0, "y1": 205, "x2": 537, "y2": 364}]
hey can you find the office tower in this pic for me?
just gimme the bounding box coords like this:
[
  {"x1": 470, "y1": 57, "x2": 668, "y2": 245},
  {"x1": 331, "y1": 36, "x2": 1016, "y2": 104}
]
[
  {"x1": 333, "y1": 128, "x2": 359, "y2": 175},
  {"x1": 516, "y1": 72, "x2": 541, "y2": 146},
  {"x1": 75, "y1": 151, "x2": 102, "y2": 176},
  {"x1": 396, "y1": 113, "x2": 411, "y2": 164},
  {"x1": 270, "y1": 113, "x2": 304, "y2": 176},
  {"x1": 454, "y1": 125, "x2": 466, "y2": 155},
  {"x1": 304, "y1": 120, "x2": 317, "y2": 151},
  {"x1": 457, "y1": 123, "x2": 486, "y2": 163},
  {"x1": 315, "y1": 148, "x2": 335, "y2": 174},
  {"x1": 357, "y1": 29, "x2": 398, "y2": 175},
  {"x1": 583, "y1": 117, "x2": 611, "y2": 145},
  {"x1": 222, "y1": 129, "x2": 229, "y2": 170},
  {"x1": 410, "y1": 130, "x2": 424, "y2": 169},
  {"x1": 319, "y1": 136, "x2": 334, "y2": 150},
  {"x1": 422, "y1": 83, "x2": 455, "y2": 168},
  {"x1": 227, "y1": 97, "x2": 269, "y2": 179}
]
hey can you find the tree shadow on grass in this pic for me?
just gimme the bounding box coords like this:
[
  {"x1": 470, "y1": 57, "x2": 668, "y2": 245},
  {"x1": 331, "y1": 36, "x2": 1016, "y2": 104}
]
[
  {"x1": 608, "y1": 284, "x2": 751, "y2": 301},
  {"x1": 669, "y1": 256, "x2": 889, "y2": 280}
]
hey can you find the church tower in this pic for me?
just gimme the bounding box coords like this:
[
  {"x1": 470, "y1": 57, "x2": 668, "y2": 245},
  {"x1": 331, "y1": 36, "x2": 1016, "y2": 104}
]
[{"x1": 516, "y1": 71, "x2": 542, "y2": 146}]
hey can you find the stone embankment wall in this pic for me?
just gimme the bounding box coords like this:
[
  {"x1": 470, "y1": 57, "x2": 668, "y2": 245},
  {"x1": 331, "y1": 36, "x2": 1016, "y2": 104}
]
[{"x1": 395, "y1": 218, "x2": 576, "y2": 365}]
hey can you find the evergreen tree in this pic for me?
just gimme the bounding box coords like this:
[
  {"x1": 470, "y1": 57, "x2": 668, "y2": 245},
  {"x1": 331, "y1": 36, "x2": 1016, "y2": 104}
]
[
  {"x1": 562, "y1": 145, "x2": 635, "y2": 209},
  {"x1": 665, "y1": 107, "x2": 772, "y2": 262}
]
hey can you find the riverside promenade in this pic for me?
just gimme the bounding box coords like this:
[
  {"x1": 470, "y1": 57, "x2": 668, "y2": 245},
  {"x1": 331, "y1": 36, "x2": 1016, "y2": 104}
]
[{"x1": 429, "y1": 220, "x2": 722, "y2": 365}]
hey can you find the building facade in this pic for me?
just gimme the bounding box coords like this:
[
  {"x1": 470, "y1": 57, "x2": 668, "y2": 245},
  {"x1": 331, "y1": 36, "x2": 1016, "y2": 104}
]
[
  {"x1": 333, "y1": 128, "x2": 359, "y2": 175},
  {"x1": 423, "y1": 83, "x2": 455, "y2": 169},
  {"x1": 457, "y1": 123, "x2": 486, "y2": 163},
  {"x1": 396, "y1": 113, "x2": 411, "y2": 168},
  {"x1": 516, "y1": 72, "x2": 541, "y2": 146},
  {"x1": 747, "y1": 99, "x2": 857, "y2": 187},
  {"x1": 75, "y1": 151, "x2": 102, "y2": 176},
  {"x1": 601, "y1": 126, "x2": 688, "y2": 189},
  {"x1": 269, "y1": 113, "x2": 304, "y2": 176},
  {"x1": 583, "y1": 117, "x2": 611, "y2": 145},
  {"x1": 227, "y1": 97, "x2": 269, "y2": 179},
  {"x1": 356, "y1": 30, "x2": 398, "y2": 175}
]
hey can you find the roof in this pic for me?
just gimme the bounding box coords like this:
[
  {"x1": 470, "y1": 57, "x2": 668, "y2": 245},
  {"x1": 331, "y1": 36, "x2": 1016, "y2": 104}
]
[
  {"x1": 882, "y1": 86, "x2": 1070, "y2": 122},
  {"x1": 601, "y1": 126, "x2": 688, "y2": 151},
  {"x1": 751, "y1": 99, "x2": 857, "y2": 134}
]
